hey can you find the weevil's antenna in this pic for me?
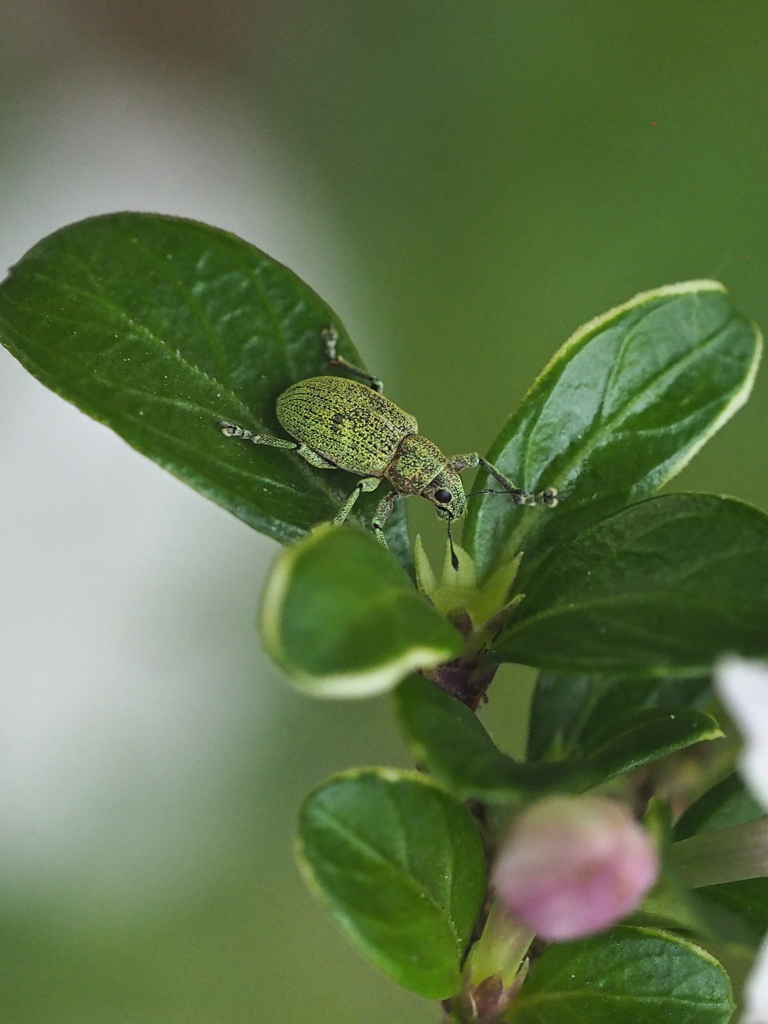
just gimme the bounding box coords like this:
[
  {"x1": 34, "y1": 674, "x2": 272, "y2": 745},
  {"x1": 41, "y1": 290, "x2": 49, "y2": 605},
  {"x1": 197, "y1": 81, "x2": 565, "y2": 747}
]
[
  {"x1": 467, "y1": 486, "x2": 558, "y2": 507},
  {"x1": 446, "y1": 517, "x2": 459, "y2": 571},
  {"x1": 466, "y1": 488, "x2": 507, "y2": 498}
]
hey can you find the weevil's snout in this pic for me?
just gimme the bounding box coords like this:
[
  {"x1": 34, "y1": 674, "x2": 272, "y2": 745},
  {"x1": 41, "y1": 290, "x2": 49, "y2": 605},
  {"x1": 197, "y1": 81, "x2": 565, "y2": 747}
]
[{"x1": 424, "y1": 468, "x2": 467, "y2": 522}]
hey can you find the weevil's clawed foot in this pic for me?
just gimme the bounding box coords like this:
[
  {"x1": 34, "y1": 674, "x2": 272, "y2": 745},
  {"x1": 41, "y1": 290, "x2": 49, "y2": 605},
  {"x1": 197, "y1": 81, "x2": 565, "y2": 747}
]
[
  {"x1": 321, "y1": 326, "x2": 339, "y2": 360},
  {"x1": 471, "y1": 485, "x2": 558, "y2": 508},
  {"x1": 323, "y1": 327, "x2": 348, "y2": 374},
  {"x1": 537, "y1": 487, "x2": 559, "y2": 507},
  {"x1": 509, "y1": 487, "x2": 558, "y2": 507},
  {"x1": 218, "y1": 420, "x2": 258, "y2": 442}
]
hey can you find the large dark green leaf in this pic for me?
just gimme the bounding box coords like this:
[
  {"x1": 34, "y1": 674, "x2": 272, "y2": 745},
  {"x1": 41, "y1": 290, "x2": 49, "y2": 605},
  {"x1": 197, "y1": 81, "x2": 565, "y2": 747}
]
[
  {"x1": 506, "y1": 926, "x2": 733, "y2": 1024},
  {"x1": 527, "y1": 670, "x2": 712, "y2": 762},
  {"x1": 394, "y1": 675, "x2": 719, "y2": 801},
  {"x1": 465, "y1": 282, "x2": 761, "y2": 582},
  {"x1": 261, "y1": 525, "x2": 461, "y2": 697},
  {"x1": 495, "y1": 494, "x2": 768, "y2": 674},
  {"x1": 297, "y1": 769, "x2": 486, "y2": 999},
  {"x1": 0, "y1": 212, "x2": 408, "y2": 553}
]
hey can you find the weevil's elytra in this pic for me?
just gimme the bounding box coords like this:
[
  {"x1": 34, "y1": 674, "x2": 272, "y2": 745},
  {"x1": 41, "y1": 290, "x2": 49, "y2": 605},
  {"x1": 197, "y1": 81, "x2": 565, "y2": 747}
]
[
  {"x1": 218, "y1": 326, "x2": 558, "y2": 567},
  {"x1": 276, "y1": 376, "x2": 417, "y2": 477}
]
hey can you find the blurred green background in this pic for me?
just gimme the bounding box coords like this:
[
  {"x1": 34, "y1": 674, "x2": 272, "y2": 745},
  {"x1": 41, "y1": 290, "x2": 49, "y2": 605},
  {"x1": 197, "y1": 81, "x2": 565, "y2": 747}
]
[{"x1": 1, "y1": 2, "x2": 767, "y2": 1021}]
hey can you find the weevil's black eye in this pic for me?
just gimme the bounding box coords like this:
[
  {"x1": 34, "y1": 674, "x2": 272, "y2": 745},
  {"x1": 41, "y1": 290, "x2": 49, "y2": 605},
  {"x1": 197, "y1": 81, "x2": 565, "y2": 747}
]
[{"x1": 434, "y1": 488, "x2": 452, "y2": 504}]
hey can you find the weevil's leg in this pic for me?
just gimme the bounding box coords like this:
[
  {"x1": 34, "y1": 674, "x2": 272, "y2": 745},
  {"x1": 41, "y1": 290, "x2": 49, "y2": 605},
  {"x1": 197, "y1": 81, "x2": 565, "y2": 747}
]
[
  {"x1": 448, "y1": 452, "x2": 534, "y2": 505},
  {"x1": 218, "y1": 421, "x2": 297, "y2": 450},
  {"x1": 449, "y1": 453, "x2": 558, "y2": 507},
  {"x1": 219, "y1": 420, "x2": 339, "y2": 470},
  {"x1": 333, "y1": 476, "x2": 381, "y2": 525},
  {"x1": 372, "y1": 490, "x2": 401, "y2": 546},
  {"x1": 322, "y1": 326, "x2": 384, "y2": 393},
  {"x1": 295, "y1": 446, "x2": 337, "y2": 469}
]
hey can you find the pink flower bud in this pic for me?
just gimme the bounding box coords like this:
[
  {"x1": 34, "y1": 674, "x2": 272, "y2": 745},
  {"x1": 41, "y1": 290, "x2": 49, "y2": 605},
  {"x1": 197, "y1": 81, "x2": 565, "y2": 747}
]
[{"x1": 491, "y1": 795, "x2": 659, "y2": 941}]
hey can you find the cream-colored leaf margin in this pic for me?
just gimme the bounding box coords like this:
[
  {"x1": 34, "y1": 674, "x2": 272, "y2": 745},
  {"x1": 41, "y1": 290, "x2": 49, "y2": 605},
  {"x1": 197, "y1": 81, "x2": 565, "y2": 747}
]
[
  {"x1": 295, "y1": 768, "x2": 471, "y2": 999},
  {"x1": 524, "y1": 280, "x2": 762, "y2": 489},
  {"x1": 260, "y1": 525, "x2": 457, "y2": 698}
]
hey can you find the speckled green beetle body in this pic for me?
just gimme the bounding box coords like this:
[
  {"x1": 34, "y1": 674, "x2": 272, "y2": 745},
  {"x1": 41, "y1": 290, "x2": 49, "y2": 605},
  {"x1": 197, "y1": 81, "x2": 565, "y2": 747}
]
[
  {"x1": 277, "y1": 376, "x2": 417, "y2": 477},
  {"x1": 218, "y1": 327, "x2": 557, "y2": 561}
]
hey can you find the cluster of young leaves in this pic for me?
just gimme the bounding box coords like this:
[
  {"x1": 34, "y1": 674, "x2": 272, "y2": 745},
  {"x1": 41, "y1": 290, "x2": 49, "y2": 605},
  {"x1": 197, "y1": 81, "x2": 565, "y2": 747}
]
[{"x1": 0, "y1": 212, "x2": 765, "y2": 1022}]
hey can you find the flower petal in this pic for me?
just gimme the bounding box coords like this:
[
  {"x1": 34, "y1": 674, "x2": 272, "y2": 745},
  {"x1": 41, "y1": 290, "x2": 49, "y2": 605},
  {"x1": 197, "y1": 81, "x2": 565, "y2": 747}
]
[{"x1": 716, "y1": 656, "x2": 768, "y2": 810}]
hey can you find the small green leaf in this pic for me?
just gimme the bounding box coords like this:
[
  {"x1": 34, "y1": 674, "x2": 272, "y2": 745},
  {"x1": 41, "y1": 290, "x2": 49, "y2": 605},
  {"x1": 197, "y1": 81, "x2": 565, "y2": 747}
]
[
  {"x1": 507, "y1": 926, "x2": 733, "y2": 1024},
  {"x1": 671, "y1": 818, "x2": 768, "y2": 945},
  {"x1": 297, "y1": 768, "x2": 486, "y2": 999},
  {"x1": 695, "y1": 878, "x2": 768, "y2": 941},
  {"x1": 0, "y1": 212, "x2": 406, "y2": 552},
  {"x1": 495, "y1": 493, "x2": 768, "y2": 674},
  {"x1": 635, "y1": 799, "x2": 755, "y2": 947},
  {"x1": 583, "y1": 707, "x2": 722, "y2": 779},
  {"x1": 674, "y1": 774, "x2": 768, "y2": 942},
  {"x1": 465, "y1": 281, "x2": 761, "y2": 582},
  {"x1": 394, "y1": 676, "x2": 717, "y2": 801},
  {"x1": 674, "y1": 818, "x2": 768, "y2": 890},
  {"x1": 394, "y1": 675, "x2": 586, "y2": 801},
  {"x1": 675, "y1": 773, "x2": 764, "y2": 841},
  {"x1": 261, "y1": 525, "x2": 461, "y2": 697},
  {"x1": 527, "y1": 670, "x2": 711, "y2": 762}
]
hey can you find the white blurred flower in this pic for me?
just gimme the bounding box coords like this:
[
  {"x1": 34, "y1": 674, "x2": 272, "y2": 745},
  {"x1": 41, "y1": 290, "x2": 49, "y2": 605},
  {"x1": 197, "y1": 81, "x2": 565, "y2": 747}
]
[
  {"x1": 716, "y1": 655, "x2": 768, "y2": 1024},
  {"x1": 717, "y1": 656, "x2": 768, "y2": 808}
]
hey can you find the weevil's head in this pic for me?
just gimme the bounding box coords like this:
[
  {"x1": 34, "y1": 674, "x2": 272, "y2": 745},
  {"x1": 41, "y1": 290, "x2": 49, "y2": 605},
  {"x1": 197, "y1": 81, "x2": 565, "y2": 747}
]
[{"x1": 423, "y1": 466, "x2": 467, "y2": 523}]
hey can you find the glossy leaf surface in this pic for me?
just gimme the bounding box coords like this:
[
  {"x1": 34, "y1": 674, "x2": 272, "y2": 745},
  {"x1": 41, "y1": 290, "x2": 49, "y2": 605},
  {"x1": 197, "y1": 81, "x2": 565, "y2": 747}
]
[
  {"x1": 261, "y1": 525, "x2": 461, "y2": 697},
  {"x1": 395, "y1": 675, "x2": 719, "y2": 801},
  {"x1": 496, "y1": 494, "x2": 768, "y2": 674},
  {"x1": 507, "y1": 926, "x2": 733, "y2": 1024},
  {"x1": 0, "y1": 212, "x2": 409, "y2": 551},
  {"x1": 297, "y1": 769, "x2": 486, "y2": 999},
  {"x1": 465, "y1": 282, "x2": 761, "y2": 582}
]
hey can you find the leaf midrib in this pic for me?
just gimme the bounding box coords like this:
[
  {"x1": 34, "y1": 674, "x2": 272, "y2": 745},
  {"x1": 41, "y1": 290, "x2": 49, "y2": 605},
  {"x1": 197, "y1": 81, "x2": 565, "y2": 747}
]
[{"x1": 310, "y1": 804, "x2": 461, "y2": 948}]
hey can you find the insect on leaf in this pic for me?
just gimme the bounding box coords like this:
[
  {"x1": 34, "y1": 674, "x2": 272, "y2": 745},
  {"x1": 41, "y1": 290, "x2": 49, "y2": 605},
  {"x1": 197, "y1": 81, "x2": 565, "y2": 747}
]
[{"x1": 0, "y1": 212, "x2": 408, "y2": 555}]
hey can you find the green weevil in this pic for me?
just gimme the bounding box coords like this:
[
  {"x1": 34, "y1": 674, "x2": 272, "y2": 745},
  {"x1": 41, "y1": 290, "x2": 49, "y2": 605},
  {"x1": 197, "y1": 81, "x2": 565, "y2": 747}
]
[{"x1": 218, "y1": 328, "x2": 558, "y2": 566}]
